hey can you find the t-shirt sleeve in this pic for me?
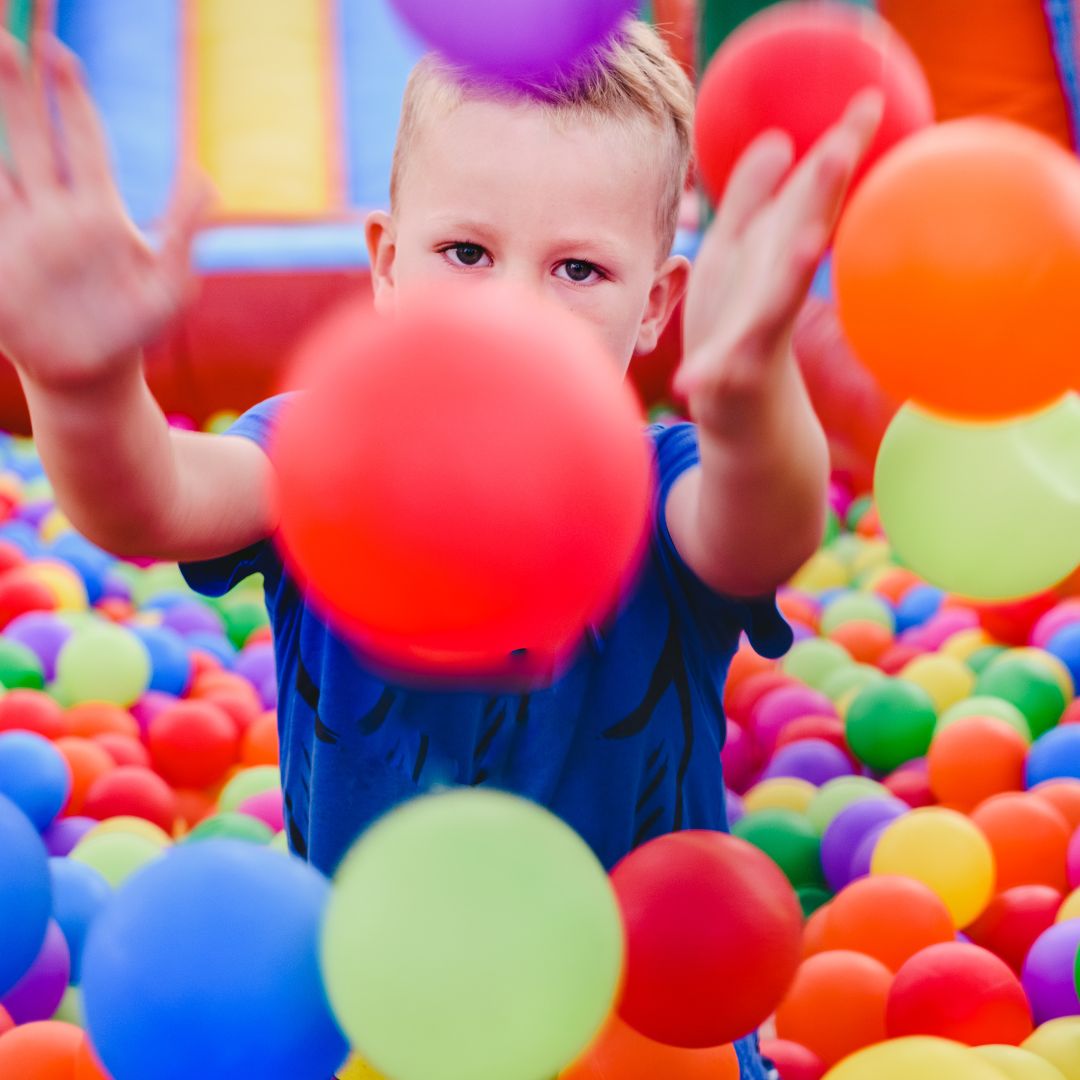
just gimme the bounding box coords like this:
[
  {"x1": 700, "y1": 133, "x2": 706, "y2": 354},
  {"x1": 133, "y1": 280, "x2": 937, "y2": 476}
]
[
  {"x1": 179, "y1": 395, "x2": 291, "y2": 598},
  {"x1": 650, "y1": 422, "x2": 794, "y2": 660}
]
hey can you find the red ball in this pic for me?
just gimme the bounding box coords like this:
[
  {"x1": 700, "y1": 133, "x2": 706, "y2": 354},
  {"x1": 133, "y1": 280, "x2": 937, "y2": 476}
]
[
  {"x1": 611, "y1": 830, "x2": 802, "y2": 1048},
  {"x1": 82, "y1": 765, "x2": 178, "y2": 833},
  {"x1": 977, "y1": 591, "x2": 1059, "y2": 646},
  {"x1": 0, "y1": 690, "x2": 67, "y2": 740},
  {"x1": 760, "y1": 1039, "x2": 825, "y2": 1080},
  {"x1": 725, "y1": 670, "x2": 796, "y2": 728},
  {"x1": 964, "y1": 886, "x2": 1063, "y2": 974},
  {"x1": 695, "y1": 1, "x2": 933, "y2": 205},
  {"x1": 273, "y1": 288, "x2": 651, "y2": 683},
  {"x1": 0, "y1": 569, "x2": 57, "y2": 629},
  {"x1": 0, "y1": 540, "x2": 27, "y2": 576},
  {"x1": 883, "y1": 764, "x2": 935, "y2": 808},
  {"x1": 878, "y1": 643, "x2": 926, "y2": 675},
  {"x1": 91, "y1": 733, "x2": 150, "y2": 770},
  {"x1": 886, "y1": 942, "x2": 1033, "y2": 1045},
  {"x1": 148, "y1": 701, "x2": 239, "y2": 789}
]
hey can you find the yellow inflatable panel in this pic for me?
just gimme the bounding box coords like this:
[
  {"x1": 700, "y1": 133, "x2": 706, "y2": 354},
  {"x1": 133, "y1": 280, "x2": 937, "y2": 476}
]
[{"x1": 190, "y1": 0, "x2": 335, "y2": 217}]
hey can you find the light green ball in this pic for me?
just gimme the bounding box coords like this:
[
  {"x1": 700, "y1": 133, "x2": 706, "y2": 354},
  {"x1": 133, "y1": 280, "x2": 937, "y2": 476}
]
[
  {"x1": 782, "y1": 638, "x2": 853, "y2": 691},
  {"x1": 321, "y1": 790, "x2": 622, "y2": 1080},
  {"x1": 55, "y1": 623, "x2": 150, "y2": 707},
  {"x1": 821, "y1": 592, "x2": 896, "y2": 635},
  {"x1": 820, "y1": 662, "x2": 885, "y2": 703},
  {"x1": 130, "y1": 563, "x2": 191, "y2": 607},
  {"x1": 806, "y1": 776, "x2": 892, "y2": 834},
  {"x1": 218, "y1": 766, "x2": 280, "y2": 812},
  {"x1": 937, "y1": 696, "x2": 1032, "y2": 743},
  {"x1": 184, "y1": 812, "x2": 273, "y2": 846},
  {"x1": 70, "y1": 832, "x2": 160, "y2": 888}
]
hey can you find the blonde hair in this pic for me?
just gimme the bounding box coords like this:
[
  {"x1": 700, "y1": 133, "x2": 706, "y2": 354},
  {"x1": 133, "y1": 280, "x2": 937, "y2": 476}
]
[{"x1": 390, "y1": 20, "x2": 695, "y2": 258}]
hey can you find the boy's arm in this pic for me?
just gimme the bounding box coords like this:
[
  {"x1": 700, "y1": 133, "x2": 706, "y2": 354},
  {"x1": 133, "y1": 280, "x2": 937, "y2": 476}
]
[
  {"x1": 0, "y1": 33, "x2": 276, "y2": 561},
  {"x1": 665, "y1": 93, "x2": 883, "y2": 598}
]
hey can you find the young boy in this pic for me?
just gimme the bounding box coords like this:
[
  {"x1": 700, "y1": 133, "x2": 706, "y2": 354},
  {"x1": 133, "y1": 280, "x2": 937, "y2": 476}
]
[{"x1": 0, "y1": 20, "x2": 879, "y2": 1078}]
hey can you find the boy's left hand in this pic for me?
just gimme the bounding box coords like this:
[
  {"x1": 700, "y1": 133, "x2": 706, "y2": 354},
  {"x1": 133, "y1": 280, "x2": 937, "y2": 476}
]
[{"x1": 676, "y1": 90, "x2": 884, "y2": 434}]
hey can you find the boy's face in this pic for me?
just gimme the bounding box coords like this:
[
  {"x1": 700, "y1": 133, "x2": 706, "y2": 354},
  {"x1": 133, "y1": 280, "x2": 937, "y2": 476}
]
[{"x1": 366, "y1": 97, "x2": 688, "y2": 373}]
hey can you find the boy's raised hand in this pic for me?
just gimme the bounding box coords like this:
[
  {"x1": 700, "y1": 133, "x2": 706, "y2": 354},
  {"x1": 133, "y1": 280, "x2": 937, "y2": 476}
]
[
  {"x1": 0, "y1": 32, "x2": 210, "y2": 391},
  {"x1": 677, "y1": 90, "x2": 884, "y2": 434}
]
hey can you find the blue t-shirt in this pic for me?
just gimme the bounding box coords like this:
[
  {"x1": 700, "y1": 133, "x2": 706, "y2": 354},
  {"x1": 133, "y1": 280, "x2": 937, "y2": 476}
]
[{"x1": 181, "y1": 396, "x2": 791, "y2": 1080}]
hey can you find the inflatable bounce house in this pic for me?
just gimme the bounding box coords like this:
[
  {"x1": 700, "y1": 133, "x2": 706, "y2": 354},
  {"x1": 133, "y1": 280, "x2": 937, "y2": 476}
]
[{"x1": 1, "y1": 0, "x2": 1078, "y2": 478}]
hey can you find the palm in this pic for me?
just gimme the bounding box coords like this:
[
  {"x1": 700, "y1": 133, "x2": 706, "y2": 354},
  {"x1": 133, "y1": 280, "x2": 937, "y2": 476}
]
[{"x1": 0, "y1": 32, "x2": 207, "y2": 389}]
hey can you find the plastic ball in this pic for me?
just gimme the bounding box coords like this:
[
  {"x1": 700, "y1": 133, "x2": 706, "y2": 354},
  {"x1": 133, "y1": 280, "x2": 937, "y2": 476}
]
[
  {"x1": 694, "y1": 1, "x2": 932, "y2": 204},
  {"x1": 218, "y1": 765, "x2": 279, "y2": 812},
  {"x1": 1, "y1": 919, "x2": 70, "y2": 1024},
  {"x1": 273, "y1": 289, "x2": 651, "y2": 683},
  {"x1": 65, "y1": 702, "x2": 139, "y2": 741},
  {"x1": 822, "y1": 874, "x2": 954, "y2": 971},
  {"x1": 872, "y1": 808, "x2": 996, "y2": 927},
  {"x1": 776, "y1": 950, "x2": 892, "y2": 1066},
  {"x1": 387, "y1": 0, "x2": 636, "y2": 84},
  {"x1": 721, "y1": 720, "x2": 759, "y2": 794},
  {"x1": 744, "y1": 778, "x2": 817, "y2": 816},
  {"x1": 1028, "y1": 727, "x2": 1080, "y2": 789},
  {"x1": 806, "y1": 776, "x2": 891, "y2": 833},
  {"x1": 49, "y1": 858, "x2": 111, "y2": 985},
  {"x1": 759, "y1": 1039, "x2": 826, "y2": 1080},
  {"x1": 55, "y1": 624, "x2": 150, "y2": 707},
  {"x1": 184, "y1": 811, "x2": 274, "y2": 846},
  {"x1": 819, "y1": 663, "x2": 884, "y2": 702},
  {"x1": 42, "y1": 815, "x2": 95, "y2": 857},
  {"x1": 0, "y1": 637, "x2": 44, "y2": 688},
  {"x1": 978, "y1": 656, "x2": 1069, "y2": 740},
  {"x1": 941, "y1": 697, "x2": 1033, "y2": 742},
  {"x1": 820, "y1": 798, "x2": 907, "y2": 892},
  {"x1": 762, "y1": 739, "x2": 854, "y2": 786},
  {"x1": 929, "y1": 718, "x2": 1028, "y2": 812},
  {"x1": 0, "y1": 1021, "x2": 90, "y2": 1079},
  {"x1": 752, "y1": 685, "x2": 837, "y2": 756},
  {"x1": 824, "y1": 1035, "x2": 1012, "y2": 1079},
  {"x1": 0, "y1": 687, "x2": 65, "y2": 738},
  {"x1": 53, "y1": 738, "x2": 113, "y2": 817},
  {"x1": 971, "y1": 794, "x2": 1070, "y2": 893},
  {"x1": 82, "y1": 816, "x2": 171, "y2": 847},
  {"x1": 0, "y1": 570, "x2": 57, "y2": 630},
  {"x1": 148, "y1": 701, "x2": 238, "y2": 789},
  {"x1": 1057, "y1": 889, "x2": 1080, "y2": 924},
  {"x1": 83, "y1": 766, "x2": 177, "y2": 834},
  {"x1": 130, "y1": 625, "x2": 191, "y2": 697},
  {"x1": 323, "y1": 791, "x2": 621, "y2": 1080},
  {"x1": 1034, "y1": 781, "x2": 1080, "y2": 831},
  {"x1": 69, "y1": 831, "x2": 161, "y2": 889},
  {"x1": 733, "y1": 809, "x2": 826, "y2": 891},
  {"x1": 81, "y1": 840, "x2": 348, "y2": 1080},
  {"x1": 884, "y1": 761, "x2": 936, "y2": 808},
  {"x1": 1023, "y1": 920, "x2": 1080, "y2": 1023},
  {"x1": 0, "y1": 793, "x2": 51, "y2": 996},
  {"x1": 966, "y1": 887, "x2": 1064, "y2": 974},
  {"x1": 0, "y1": 731, "x2": 71, "y2": 830},
  {"x1": 886, "y1": 942, "x2": 1032, "y2": 1045},
  {"x1": 974, "y1": 1044, "x2": 1068, "y2": 1080},
  {"x1": 845, "y1": 679, "x2": 938, "y2": 772},
  {"x1": 610, "y1": 827, "x2": 801, "y2": 1050},
  {"x1": 4, "y1": 612, "x2": 72, "y2": 682},
  {"x1": 827, "y1": 619, "x2": 894, "y2": 665},
  {"x1": 240, "y1": 711, "x2": 279, "y2": 767},
  {"x1": 1023, "y1": 1018, "x2": 1080, "y2": 1080},
  {"x1": 901, "y1": 654, "x2": 977, "y2": 713},
  {"x1": 1047, "y1": 628, "x2": 1080, "y2": 699},
  {"x1": 781, "y1": 638, "x2": 852, "y2": 690},
  {"x1": 235, "y1": 789, "x2": 284, "y2": 833}
]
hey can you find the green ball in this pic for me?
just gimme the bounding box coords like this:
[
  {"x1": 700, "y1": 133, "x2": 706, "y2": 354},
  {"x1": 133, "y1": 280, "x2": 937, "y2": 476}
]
[
  {"x1": 820, "y1": 663, "x2": 885, "y2": 703},
  {"x1": 321, "y1": 790, "x2": 622, "y2": 1080},
  {"x1": 967, "y1": 646, "x2": 1008, "y2": 676},
  {"x1": 846, "y1": 494, "x2": 875, "y2": 531},
  {"x1": 218, "y1": 767, "x2": 280, "y2": 812},
  {"x1": 797, "y1": 885, "x2": 832, "y2": 918},
  {"x1": 845, "y1": 679, "x2": 938, "y2": 772},
  {"x1": 69, "y1": 832, "x2": 160, "y2": 888},
  {"x1": 782, "y1": 639, "x2": 853, "y2": 691},
  {"x1": 823, "y1": 508, "x2": 842, "y2": 547},
  {"x1": 269, "y1": 830, "x2": 291, "y2": 854},
  {"x1": 52, "y1": 985, "x2": 84, "y2": 1027},
  {"x1": 0, "y1": 639, "x2": 44, "y2": 690},
  {"x1": 820, "y1": 592, "x2": 896, "y2": 635},
  {"x1": 937, "y1": 695, "x2": 1032, "y2": 742},
  {"x1": 806, "y1": 776, "x2": 891, "y2": 834},
  {"x1": 221, "y1": 600, "x2": 269, "y2": 650},
  {"x1": 976, "y1": 656, "x2": 1067, "y2": 739},
  {"x1": 733, "y1": 809, "x2": 826, "y2": 889},
  {"x1": 184, "y1": 812, "x2": 273, "y2": 845},
  {"x1": 55, "y1": 623, "x2": 150, "y2": 706}
]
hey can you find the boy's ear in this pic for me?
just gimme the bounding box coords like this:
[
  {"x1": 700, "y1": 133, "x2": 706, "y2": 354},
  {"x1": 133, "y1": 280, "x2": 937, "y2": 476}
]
[
  {"x1": 365, "y1": 210, "x2": 397, "y2": 313},
  {"x1": 635, "y1": 255, "x2": 690, "y2": 357}
]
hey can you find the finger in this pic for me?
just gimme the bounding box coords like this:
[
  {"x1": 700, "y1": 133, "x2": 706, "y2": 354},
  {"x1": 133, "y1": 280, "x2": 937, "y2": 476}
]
[
  {"x1": 0, "y1": 30, "x2": 58, "y2": 192},
  {"x1": 42, "y1": 34, "x2": 117, "y2": 195},
  {"x1": 713, "y1": 128, "x2": 795, "y2": 242},
  {"x1": 158, "y1": 171, "x2": 216, "y2": 286}
]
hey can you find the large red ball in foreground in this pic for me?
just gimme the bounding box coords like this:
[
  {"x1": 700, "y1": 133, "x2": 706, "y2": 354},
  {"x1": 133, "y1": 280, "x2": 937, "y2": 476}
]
[
  {"x1": 610, "y1": 830, "x2": 802, "y2": 1048},
  {"x1": 273, "y1": 287, "x2": 651, "y2": 684},
  {"x1": 695, "y1": 1, "x2": 933, "y2": 205}
]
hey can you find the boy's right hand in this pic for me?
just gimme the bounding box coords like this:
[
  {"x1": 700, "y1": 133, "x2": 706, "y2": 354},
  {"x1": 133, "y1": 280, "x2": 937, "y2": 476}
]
[{"x1": 0, "y1": 32, "x2": 210, "y2": 392}]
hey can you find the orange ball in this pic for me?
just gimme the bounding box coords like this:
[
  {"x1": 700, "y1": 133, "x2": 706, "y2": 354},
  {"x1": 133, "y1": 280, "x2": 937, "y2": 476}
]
[
  {"x1": 822, "y1": 875, "x2": 955, "y2": 971},
  {"x1": 726, "y1": 645, "x2": 777, "y2": 701},
  {"x1": 803, "y1": 902, "x2": 831, "y2": 958},
  {"x1": 776, "y1": 950, "x2": 893, "y2": 1066},
  {"x1": 826, "y1": 620, "x2": 894, "y2": 664},
  {"x1": 560, "y1": 1014, "x2": 739, "y2": 1080},
  {"x1": 970, "y1": 792, "x2": 1071, "y2": 893},
  {"x1": 927, "y1": 717, "x2": 1027, "y2": 812},
  {"x1": 0, "y1": 1021, "x2": 83, "y2": 1079},
  {"x1": 835, "y1": 118, "x2": 1080, "y2": 419},
  {"x1": 1031, "y1": 780, "x2": 1080, "y2": 831},
  {"x1": 66, "y1": 702, "x2": 139, "y2": 741},
  {"x1": 872, "y1": 568, "x2": 923, "y2": 605},
  {"x1": 172, "y1": 787, "x2": 217, "y2": 834},
  {"x1": 241, "y1": 712, "x2": 279, "y2": 767},
  {"x1": 54, "y1": 736, "x2": 115, "y2": 816}
]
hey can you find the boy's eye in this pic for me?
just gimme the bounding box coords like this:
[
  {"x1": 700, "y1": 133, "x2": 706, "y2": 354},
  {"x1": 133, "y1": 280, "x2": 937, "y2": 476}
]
[
  {"x1": 442, "y1": 243, "x2": 492, "y2": 268},
  {"x1": 555, "y1": 260, "x2": 605, "y2": 285}
]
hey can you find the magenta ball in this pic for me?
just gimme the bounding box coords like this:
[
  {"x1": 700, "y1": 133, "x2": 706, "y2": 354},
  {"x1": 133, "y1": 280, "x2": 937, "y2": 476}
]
[
  {"x1": 1068, "y1": 828, "x2": 1080, "y2": 890},
  {"x1": 1022, "y1": 919, "x2": 1080, "y2": 1024},
  {"x1": 388, "y1": 0, "x2": 637, "y2": 84},
  {"x1": 0, "y1": 919, "x2": 70, "y2": 1023},
  {"x1": 237, "y1": 790, "x2": 284, "y2": 833},
  {"x1": 762, "y1": 738, "x2": 854, "y2": 786},
  {"x1": 751, "y1": 685, "x2": 836, "y2": 756},
  {"x1": 722, "y1": 720, "x2": 759, "y2": 794},
  {"x1": 915, "y1": 609, "x2": 980, "y2": 650}
]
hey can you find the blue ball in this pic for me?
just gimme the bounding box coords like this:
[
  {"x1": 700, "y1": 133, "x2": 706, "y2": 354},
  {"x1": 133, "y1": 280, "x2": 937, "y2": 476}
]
[
  {"x1": 0, "y1": 520, "x2": 42, "y2": 556},
  {"x1": 81, "y1": 840, "x2": 348, "y2": 1080},
  {"x1": 0, "y1": 731, "x2": 71, "y2": 830},
  {"x1": 1026, "y1": 724, "x2": 1080, "y2": 789},
  {"x1": 1046, "y1": 625, "x2": 1080, "y2": 696},
  {"x1": 49, "y1": 857, "x2": 112, "y2": 985},
  {"x1": 186, "y1": 632, "x2": 236, "y2": 669},
  {"x1": 132, "y1": 625, "x2": 193, "y2": 697},
  {"x1": 0, "y1": 793, "x2": 51, "y2": 995},
  {"x1": 49, "y1": 533, "x2": 113, "y2": 606},
  {"x1": 894, "y1": 584, "x2": 944, "y2": 633}
]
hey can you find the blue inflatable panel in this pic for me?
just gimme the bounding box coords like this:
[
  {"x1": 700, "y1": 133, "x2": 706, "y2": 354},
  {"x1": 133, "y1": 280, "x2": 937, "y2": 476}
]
[
  {"x1": 56, "y1": 0, "x2": 179, "y2": 227},
  {"x1": 193, "y1": 223, "x2": 370, "y2": 274}
]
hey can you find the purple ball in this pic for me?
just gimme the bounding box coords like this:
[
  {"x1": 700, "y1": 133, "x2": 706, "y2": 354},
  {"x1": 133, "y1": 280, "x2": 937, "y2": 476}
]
[
  {"x1": 101, "y1": 571, "x2": 133, "y2": 603},
  {"x1": 726, "y1": 790, "x2": 745, "y2": 828},
  {"x1": 388, "y1": 0, "x2": 637, "y2": 84},
  {"x1": 4, "y1": 612, "x2": 73, "y2": 682},
  {"x1": 15, "y1": 500, "x2": 52, "y2": 528},
  {"x1": 788, "y1": 621, "x2": 817, "y2": 644},
  {"x1": 257, "y1": 673, "x2": 278, "y2": 711},
  {"x1": 161, "y1": 599, "x2": 225, "y2": 639},
  {"x1": 821, "y1": 797, "x2": 907, "y2": 892},
  {"x1": 848, "y1": 822, "x2": 891, "y2": 884},
  {"x1": 41, "y1": 815, "x2": 96, "y2": 857},
  {"x1": 1, "y1": 919, "x2": 70, "y2": 1022},
  {"x1": 1023, "y1": 919, "x2": 1080, "y2": 1023},
  {"x1": 763, "y1": 738, "x2": 854, "y2": 787},
  {"x1": 751, "y1": 685, "x2": 836, "y2": 756},
  {"x1": 234, "y1": 643, "x2": 276, "y2": 690}
]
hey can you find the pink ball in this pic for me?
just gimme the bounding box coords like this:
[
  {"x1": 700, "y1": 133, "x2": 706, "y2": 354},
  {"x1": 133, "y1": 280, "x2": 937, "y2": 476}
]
[
  {"x1": 1068, "y1": 827, "x2": 1080, "y2": 889},
  {"x1": 751, "y1": 686, "x2": 836, "y2": 756},
  {"x1": 1032, "y1": 601, "x2": 1080, "y2": 649},
  {"x1": 917, "y1": 608, "x2": 980, "y2": 650},
  {"x1": 722, "y1": 720, "x2": 760, "y2": 795},
  {"x1": 236, "y1": 789, "x2": 285, "y2": 834}
]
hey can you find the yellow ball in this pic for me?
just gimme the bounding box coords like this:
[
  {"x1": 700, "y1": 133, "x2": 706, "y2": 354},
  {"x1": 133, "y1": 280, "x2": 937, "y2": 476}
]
[
  {"x1": 871, "y1": 807, "x2": 996, "y2": 927},
  {"x1": 30, "y1": 560, "x2": 89, "y2": 611},
  {"x1": 900, "y1": 654, "x2": 977, "y2": 713},
  {"x1": 1009, "y1": 648, "x2": 1075, "y2": 700},
  {"x1": 850, "y1": 537, "x2": 892, "y2": 576},
  {"x1": 792, "y1": 551, "x2": 850, "y2": 592},
  {"x1": 941, "y1": 628, "x2": 996, "y2": 663},
  {"x1": 975, "y1": 1045, "x2": 1067, "y2": 1080},
  {"x1": 40, "y1": 508, "x2": 73, "y2": 543},
  {"x1": 824, "y1": 1037, "x2": 1008, "y2": 1079},
  {"x1": 744, "y1": 778, "x2": 817, "y2": 815},
  {"x1": 83, "y1": 816, "x2": 173, "y2": 848},
  {"x1": 338, "y1": 1054, "x2": 388, "y2": 1080},
  {"x1": 1023, "y1": 1019, "x2": 1080, "y2": 1080},
  {"x1": 1057, "y1": 888, "x2": 1080, "y2": 925}
]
